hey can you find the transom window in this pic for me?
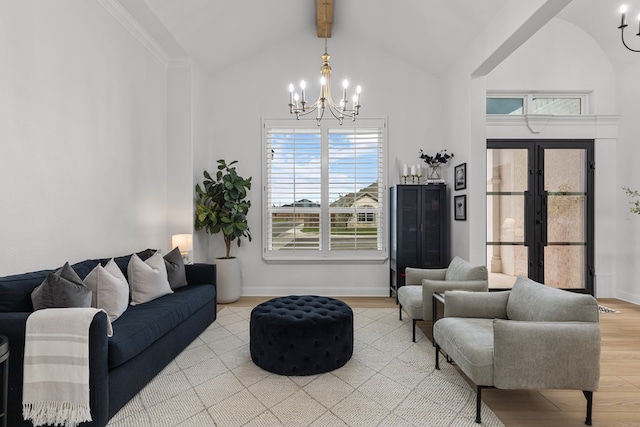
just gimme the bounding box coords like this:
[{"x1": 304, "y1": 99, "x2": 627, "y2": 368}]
[
  {"x1": 262, "y1": 118, "x2": 387, "y2": 262},
  {"x1": 487, "y1": 92, "x2": 589, "y2": 115}
]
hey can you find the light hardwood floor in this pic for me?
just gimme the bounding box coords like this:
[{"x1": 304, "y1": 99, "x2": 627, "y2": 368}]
[{"x1": 220, "y1": 297, "x2": 640, "y2": 427}]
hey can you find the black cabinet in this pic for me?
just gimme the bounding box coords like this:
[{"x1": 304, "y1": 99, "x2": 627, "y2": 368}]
[{"x1": 389, "y1": 184, "x2": 448, "y2": 298}]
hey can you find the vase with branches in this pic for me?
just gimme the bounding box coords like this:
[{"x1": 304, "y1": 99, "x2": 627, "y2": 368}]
[{"x1": 419, "y1": 149, "x2": 454, "y2": 180}]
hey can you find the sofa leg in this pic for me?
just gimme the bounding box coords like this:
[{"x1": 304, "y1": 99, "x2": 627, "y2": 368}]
[
  {"x1": 583, "y1": 391, "x2": 593, "y2": 425},
  {"x1": 399, "y1": 304, "x2": 402, "y2": 321},
  {"x1": 412, "y1": 319, "x2": 417, "y2": 342},
  {"x1": 475, "y1": 386, "x2": 483, "y2": 424},
  {"x1": 435, "y1": 343, "x2": 440, "y2": 370}
]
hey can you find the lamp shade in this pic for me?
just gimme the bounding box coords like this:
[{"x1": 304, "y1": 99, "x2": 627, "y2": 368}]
[{"x1": 172, "y1": 234, "x2": 193, "y2": 253}]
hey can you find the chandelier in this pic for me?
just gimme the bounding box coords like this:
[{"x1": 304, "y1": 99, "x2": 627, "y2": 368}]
[
  {"x1": 287, "y1": 3, "x2": 361, "y2": 125},
  {"x1": 618, "y1": 5, "x2": 640, "y2": 52}
]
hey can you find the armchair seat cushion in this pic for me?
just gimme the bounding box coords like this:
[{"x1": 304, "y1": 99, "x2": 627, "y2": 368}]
[{"x1": 433, "y1": 318, "x2": 495, "y2": 386}]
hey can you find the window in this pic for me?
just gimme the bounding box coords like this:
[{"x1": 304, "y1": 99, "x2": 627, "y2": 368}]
[
  {"x1": 263, "y1": 118, "x2": 387, "y2": 261},
  {"x1": 487, "y1": 92, "x2": 588, "y2": 115}
]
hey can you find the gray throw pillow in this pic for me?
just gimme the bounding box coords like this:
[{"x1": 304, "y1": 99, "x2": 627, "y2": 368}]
[
  {"x1": 164, "y1": 247, "x2": 188, "y2": 290},
  {"x1": 31, "y1": 262, "x2": 93, "y2": 310}
]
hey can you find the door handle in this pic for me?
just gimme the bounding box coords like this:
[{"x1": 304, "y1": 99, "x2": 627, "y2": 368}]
[
  {"x1": 541, "y1": 191, "x2": 548, "y2": 246},
  {"x1": 524, "y1": 191, "x2": 533, "y2": 247}
]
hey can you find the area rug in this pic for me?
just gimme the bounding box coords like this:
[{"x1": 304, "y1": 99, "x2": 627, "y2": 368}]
[
  {"x1": 599, "y1": 305, "x2": 621, "y2": 314},
  {"x1": 107, "y1": 307, "x2": 504, "y2": 427}
]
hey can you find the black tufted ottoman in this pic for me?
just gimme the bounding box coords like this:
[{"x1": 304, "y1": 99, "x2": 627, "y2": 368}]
[{"x1": 249, "y1": 295, "x2": 354, "y2": 376}]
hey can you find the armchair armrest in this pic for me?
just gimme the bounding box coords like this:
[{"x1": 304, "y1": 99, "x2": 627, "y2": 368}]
[
  {"x1": 185, "y1": 263, "x2": 217, "y2": 286},
  {"x1": 405, "y1": 267, "x2": 447, "y2": 285},
  {"x1": 423, "y1": 280, "x2": 490, "y2": 320},
  {"x1": 441, "y1": 289, "x2": 507, "y2": 319},
  {"x1": 493, "y1": 319, "x2": 600, "y2": 391}
]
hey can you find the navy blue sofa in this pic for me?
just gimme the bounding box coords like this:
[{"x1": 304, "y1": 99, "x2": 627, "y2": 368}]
[{"x1": 0, "y1": 250, "x2": 217, "y2": 426}]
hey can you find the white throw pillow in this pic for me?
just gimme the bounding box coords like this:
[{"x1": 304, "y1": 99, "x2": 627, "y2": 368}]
[
  {"x1": 85, "y1": 259, "x2": 129, "y2": 322},
  {"x1": 127, "y1": 251, "x2": 173, "y2": 305}
]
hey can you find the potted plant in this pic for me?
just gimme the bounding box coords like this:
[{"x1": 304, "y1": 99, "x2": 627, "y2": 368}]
[
  {"x1": 195, "y1": 159, "x2": 252, "y2": 302},
  {"x1": 622, "y1": 186, "x2": 640, "y2": 215}
]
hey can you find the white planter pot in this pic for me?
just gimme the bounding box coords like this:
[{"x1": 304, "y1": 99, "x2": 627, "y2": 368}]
[{"x1": 214, "y1": 257, "x2": 242, "y2": 303}]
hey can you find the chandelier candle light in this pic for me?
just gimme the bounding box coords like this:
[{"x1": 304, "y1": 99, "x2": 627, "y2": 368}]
[{"x1": 618, "y1": 4, "x2": 640, "y2": 52}]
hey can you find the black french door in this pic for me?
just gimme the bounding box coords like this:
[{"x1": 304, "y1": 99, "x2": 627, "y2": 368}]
[{"x1": 486, "y1": 139, "x2": 594, "y2": 295}]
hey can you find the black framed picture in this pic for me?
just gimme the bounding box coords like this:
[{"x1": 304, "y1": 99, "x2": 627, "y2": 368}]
[
  {"x1": 454, "y1": 195, "x2": 467, "y2": 221},
  {"x1": 454, "y1": 163, "x2": 467, "y2": 191}
]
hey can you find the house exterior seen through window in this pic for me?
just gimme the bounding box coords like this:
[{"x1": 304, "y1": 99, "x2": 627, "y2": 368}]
[{"x1": 262, "y1": 118, "x2": 387, "y2": 261}]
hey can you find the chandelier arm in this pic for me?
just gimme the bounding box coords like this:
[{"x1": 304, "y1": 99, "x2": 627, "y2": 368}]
[
  {"x1": 292, "y1": 102, "x2": 320, "y2": 117},
  {"x1": 620, "y1": 26, "x2": 640, "y2": 52}
]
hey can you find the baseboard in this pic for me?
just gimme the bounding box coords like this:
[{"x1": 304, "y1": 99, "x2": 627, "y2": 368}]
[
  {"x1": 241, "y1": 285, "x2": 389, "y2": 297},
  {"x1": 615, "y1": 290, "x2": 640, "y2": 305}
]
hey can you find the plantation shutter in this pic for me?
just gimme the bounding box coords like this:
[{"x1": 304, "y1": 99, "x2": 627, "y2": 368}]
[
  {"x1": 328, "y1": 127, "x2": 384, "y2": 251},
  {"x1": 266, "y1": 127, "x2": 322, "y2": 251}
]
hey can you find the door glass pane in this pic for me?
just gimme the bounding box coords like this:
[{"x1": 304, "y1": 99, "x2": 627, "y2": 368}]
[
  {"x1": 544, "y1": 149, "x2": 587, "y2": 289},
  {"x1": 547, "y1": 194, "x2": 585, "y2": 242},
  {"x1": 544, "y1": 245, "x2": 585, "y2": 289},
  {"x1": 487, "y1": 148, "x2": 529, "y2": 288}
]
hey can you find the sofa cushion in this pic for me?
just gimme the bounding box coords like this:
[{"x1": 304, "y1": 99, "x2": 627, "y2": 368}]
[
  {"x1": 128, "y1": 252, "x2": 173, "y2": 305},
  {"x1": 433, "y1": 317, "x2": 495, "y2": 386},
  {"x1": 107, "y1": 284, "x2": 215, "y2": 368},
  {"x1": 31, "y1": 263, "x2": 93, "y2": 310},
  {"x1": 506, "y1": 276, "x2": 599, "y2": 322},
  {"x1": 71, "y1": 259, "x2": 102, "y2": 280},
  {"x1": 0, "y1": 270, "x2": 50, "y2": 312},
  {"x1": 85, "y1": 259, "x2": 129, "y2": 322},
  {"x1": 444, "y1": 256, "x2": 488, "y2": 281}
]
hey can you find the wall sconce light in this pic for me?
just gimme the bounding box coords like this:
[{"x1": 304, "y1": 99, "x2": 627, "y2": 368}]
[{"x1": 171, "y1": 234, "x2": 193, "y2": 264}]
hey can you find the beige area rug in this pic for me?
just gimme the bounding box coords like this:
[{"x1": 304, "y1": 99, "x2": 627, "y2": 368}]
[{"x1": 107, "y1": 307, "x2": 505, "y2": 427}]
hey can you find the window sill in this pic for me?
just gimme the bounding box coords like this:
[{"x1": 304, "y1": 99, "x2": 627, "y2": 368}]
[{"x1": 262, "y1": 255, "x2": 388, "y2": 264}]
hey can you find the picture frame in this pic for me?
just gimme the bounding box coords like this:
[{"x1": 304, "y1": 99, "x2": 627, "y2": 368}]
[
  {"x1": 454, "y1": 163, "x2": 467, "y2": 191},
  {"x1": 454, "y1": 195, "x2": 467, "y2": 221}
]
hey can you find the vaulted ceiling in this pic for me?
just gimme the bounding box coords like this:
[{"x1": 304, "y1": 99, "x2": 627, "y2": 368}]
[{"x1": 120, "y1": 0, "x2": 639, "y2": 76}]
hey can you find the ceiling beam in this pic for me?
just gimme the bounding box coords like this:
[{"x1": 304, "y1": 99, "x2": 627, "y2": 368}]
[{"x1": 316, "y1": 0, "x2": 333, "y2": 38}]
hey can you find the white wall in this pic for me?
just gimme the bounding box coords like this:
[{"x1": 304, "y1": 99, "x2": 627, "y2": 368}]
[
  {"x1": 0, "y1": 0, "x2": 169, "y2": 275},
  {"x1": 487, "y1": 19, "x2": 616, "y2": 113},
  {"x1": 615, "y1": 61, "x2": 640, "y2": 303},
  {"x1": 199, "y1": 32, "x2": 444, "y2": 296},
  {"x1": 442, "y1": 0, "x2": 561, "y2": 266},
  {"x1": 485, "y1": 18, "x2": 619, "y2": 298}
]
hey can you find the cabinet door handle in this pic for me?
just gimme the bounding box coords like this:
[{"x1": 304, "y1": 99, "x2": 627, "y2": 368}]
[{"x1": 420, "y1": 224, "x2": 423, "y2": 232}]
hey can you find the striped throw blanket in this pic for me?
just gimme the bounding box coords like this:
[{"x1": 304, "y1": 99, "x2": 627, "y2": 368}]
[{"x1": 23, "y1": 308, "x2": 112, "y2": 427}]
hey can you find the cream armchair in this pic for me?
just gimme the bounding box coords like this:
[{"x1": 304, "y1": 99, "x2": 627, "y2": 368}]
[{"x1": 397, "y1": 256, "x2": 488, "y2": 342}]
